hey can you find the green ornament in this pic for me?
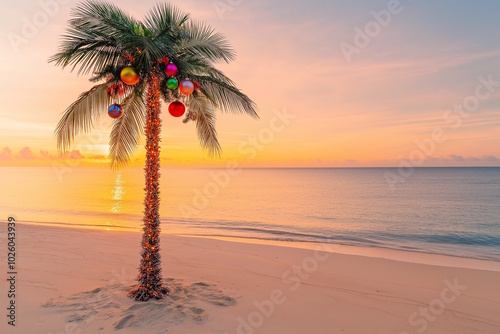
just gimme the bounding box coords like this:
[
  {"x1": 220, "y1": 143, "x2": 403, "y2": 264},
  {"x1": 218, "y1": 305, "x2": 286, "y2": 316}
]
[{"x1": 167, "y1": 77, "x2": 178, "y2": 90}]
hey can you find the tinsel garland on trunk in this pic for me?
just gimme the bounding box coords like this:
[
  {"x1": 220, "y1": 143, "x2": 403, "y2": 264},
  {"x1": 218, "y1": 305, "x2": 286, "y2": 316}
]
[{"x1": 129, "y1": 72, "x2": 169, "y2": 301}]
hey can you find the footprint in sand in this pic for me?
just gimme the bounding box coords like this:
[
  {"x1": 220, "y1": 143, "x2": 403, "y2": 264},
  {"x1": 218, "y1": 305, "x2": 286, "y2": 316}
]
[
  {"x1": 115, "y1": 314, "x2": 134, "y2": 330},
  {"x1": 44, "y1": 278, "x2": 236, "y2": 331},
  {"x1": 190, "y1": 282, "x2": 237, "y2": 306}
]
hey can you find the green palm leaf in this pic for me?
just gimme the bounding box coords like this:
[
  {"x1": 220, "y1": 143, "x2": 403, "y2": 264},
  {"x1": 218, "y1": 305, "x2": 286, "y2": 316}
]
[
  {"x1": 52, "y1": 0, "x2": 257, "y2": 165},
  {"x1": 179, "y1": 20, "x2": 235, "y2": 63},
  {"x1": 51, "y1": 0, "x2": 259, "y2": 302},
  {"x1": 190, "y1": 96, "x2": 221, "y2": 156},
  {"x1": 194, "y1": 75, "x2": 258, "y2": 118},
  {"x1": 109, "y1": 90, "x2": 146, "y2": 167},
  {"x1": 49, "y1": 1, "x2": 137, "y2": 75},
  {"x1": 55, "y1": 82, "x2": 112, "y2": 152},
  {"x1": 144, "y1": 2, "x2": 189, "y2": 38}
]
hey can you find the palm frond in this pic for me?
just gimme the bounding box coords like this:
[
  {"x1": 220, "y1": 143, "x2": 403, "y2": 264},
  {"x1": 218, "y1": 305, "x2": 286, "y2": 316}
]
[
  {"x1": 109, "y1": 90, "x2": 146, "y2": 168},
  {"x1": 190, "y1": 96, "x2": 221, "y2": 156},
  {"x1": 49, "y1": 0, "x2": 139, "y2": 74},
  {"x1": 52, "y1": 1, "x2": 258, "y2": 166},
  {"x1": 144, "y1": 2, "x2": 189, "y2": 39},
  {"x1": 55, "y1": 83, "x2": 112, "y2": 152},
  {"x1": 193, "y1": 75, "x2": 258, "y2": 118},
  {"x1": 89, "y1": 64, "x2": 118, "y2": 82},
  {"x1": 178, "y1": 20, "x2": 235, "y2": 63},
  {"x1": 71, "y1": 0, "x2": 138, "y2": 36}
]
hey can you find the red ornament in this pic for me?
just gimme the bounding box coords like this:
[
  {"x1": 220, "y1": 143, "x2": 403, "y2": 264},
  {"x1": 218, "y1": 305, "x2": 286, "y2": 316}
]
[
  {"x1": 159, "y1": 56, "x2": 169, "y2": 64},
  {"x1": 165, "y1": 63, "x2": 178, "y2": 77},
  {"x1": 193, "y1": 81, "x2": 201, "y2": 92},
  {"x1": 168, "y1": 101, "x2": 186, "y2": 117}
]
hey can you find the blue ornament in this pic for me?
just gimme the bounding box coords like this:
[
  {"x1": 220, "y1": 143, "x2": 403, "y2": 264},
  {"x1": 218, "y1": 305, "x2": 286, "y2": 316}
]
[{"x1": 108, "y1": 104, "x2": 123, "y2": 119}]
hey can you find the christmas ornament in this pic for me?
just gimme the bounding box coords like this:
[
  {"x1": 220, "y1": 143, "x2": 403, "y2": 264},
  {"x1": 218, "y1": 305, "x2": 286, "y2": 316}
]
[
  {"x1": 120, "y1": 67, "x2": 140, "y2": 86},
  {"x1": 167, "y1": 77, "x2": 179, "y2": 90},
  {"x1": 159, "y1": 56, "x2": 169, "y2": 65},
  {"x1": 107, "y1": 82, "x2": 126, "y2": 97},
  {"x1": 168, "y1": 101, "x2": 186, "y2": 117},
  {"x1": 180, "y1": 79, "x2": 194, "y2": 95},
  {"x1": 108, "y1": 104, "x2": 124, "y2": 119},
  {"x1": 123, "y1": 54, "x2": 135, "y2": 63},
  {"x1": 165, "y1": 63, "x2": 178, "y2": 77},
  {"x1": 193, "y1": 81, "x2": 201, "y2": 92}
]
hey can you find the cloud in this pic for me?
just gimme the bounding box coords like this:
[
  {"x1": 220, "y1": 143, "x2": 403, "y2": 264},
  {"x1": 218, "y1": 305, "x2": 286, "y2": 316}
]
[
  {"x1": 89, "y1": 154, "x2": 107, "y2": 160},
  {"x1": 439, "y1": 155, "x2": 499, "y2": 164},
  {"x1": 483, "y1": 155, "x2": 500, "y2": 162},
  {"x1": 0, "y1": 147, "x2": 85, "y2": 161},
  {"x1": 450, "y1": 154, "x2": 466, "y2": 162},
  {"x1": 325, "y1": 155, "x2": 500, "y2": 167},
  {"x1": 39, "y1": 150, "x2": 83, "y2": 160},
  {"x1": 0, "y1": 147, "x2": 12, "y2": 160},
  {"x1": 40, "y1": 150, "x2": 53, "y2": 159},
  {"x1": 16, "y1": 147, "x2": 35, "y2": 159},
  {"x1": 60, "y1": 150, "x2": 83, "y2": 160}
]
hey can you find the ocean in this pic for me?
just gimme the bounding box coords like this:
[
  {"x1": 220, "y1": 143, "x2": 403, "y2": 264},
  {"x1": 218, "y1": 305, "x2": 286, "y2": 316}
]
[{"x1": 1, "y1": 167, "x2": 499, "y2": 261}]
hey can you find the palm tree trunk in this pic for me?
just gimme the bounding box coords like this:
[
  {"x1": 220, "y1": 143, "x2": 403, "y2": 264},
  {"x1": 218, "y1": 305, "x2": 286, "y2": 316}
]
[{"x1": 129, "y1": 72, "x2": 169, "y2": 301}]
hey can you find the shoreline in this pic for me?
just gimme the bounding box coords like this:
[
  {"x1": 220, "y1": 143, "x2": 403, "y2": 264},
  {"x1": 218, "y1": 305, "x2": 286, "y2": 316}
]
[
  {"x1": 180, "y1": 234, "x2": 500, "y2": 273},
  {"x1": 9, "y1": 220, "x2": 500, "y2": 272}
]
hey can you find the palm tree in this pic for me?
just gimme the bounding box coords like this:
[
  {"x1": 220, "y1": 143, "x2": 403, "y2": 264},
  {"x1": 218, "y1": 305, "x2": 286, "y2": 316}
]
[{"x1": 50, "y1": 0, "x2": 257, "y2": 301}]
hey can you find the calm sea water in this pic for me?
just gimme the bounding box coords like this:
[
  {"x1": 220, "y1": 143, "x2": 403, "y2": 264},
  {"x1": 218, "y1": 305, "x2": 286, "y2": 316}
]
[{"x1": 1, "y1": 167, "x2": 499, "y2": 261}]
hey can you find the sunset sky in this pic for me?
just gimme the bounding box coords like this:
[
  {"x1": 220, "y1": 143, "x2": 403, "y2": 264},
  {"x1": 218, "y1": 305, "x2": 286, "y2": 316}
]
[{"x1": 1, "y1": 0, "x2": 500, "y2": 167}]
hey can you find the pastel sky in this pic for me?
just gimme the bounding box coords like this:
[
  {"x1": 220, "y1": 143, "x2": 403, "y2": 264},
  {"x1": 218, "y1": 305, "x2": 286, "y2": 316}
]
[{"x1": 1, "y1": 0, "x2": 500, "y2": 167}]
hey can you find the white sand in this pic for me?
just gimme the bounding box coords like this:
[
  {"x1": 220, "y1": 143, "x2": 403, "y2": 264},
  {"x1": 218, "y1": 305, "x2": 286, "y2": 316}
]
[{"x1": 1, "y1": 224, "x2": 500, "y2": 334}]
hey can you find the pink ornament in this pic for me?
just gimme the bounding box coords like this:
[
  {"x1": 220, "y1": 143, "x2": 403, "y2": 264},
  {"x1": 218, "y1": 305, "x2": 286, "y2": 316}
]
[{"x1": 165, "y1": 63, "x2": 178, "y2": 77}]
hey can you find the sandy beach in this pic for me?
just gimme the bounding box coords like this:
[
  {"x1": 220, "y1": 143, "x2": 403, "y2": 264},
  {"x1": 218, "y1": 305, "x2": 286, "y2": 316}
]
[
  {"x1": 0, "y1": 223, "x2": 499, "y2": 334},
  {"x1": 2, "y1": 0, "x2": 500, "y2": 332}
]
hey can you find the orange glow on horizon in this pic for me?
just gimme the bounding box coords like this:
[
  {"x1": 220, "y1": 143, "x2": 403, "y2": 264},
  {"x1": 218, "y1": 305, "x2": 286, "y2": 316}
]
[{"x1": 1, "y1": 0, "x2": 499, "y2": 168}]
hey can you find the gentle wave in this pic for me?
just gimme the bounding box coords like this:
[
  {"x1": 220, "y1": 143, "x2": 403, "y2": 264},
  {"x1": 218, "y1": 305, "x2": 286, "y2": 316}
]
[
  {"x1": 3, "y1": 167, "x2": 500, "y2": 263},
  {"x1": 16, "y1": 217, "x2": 500, "y2": 262}
]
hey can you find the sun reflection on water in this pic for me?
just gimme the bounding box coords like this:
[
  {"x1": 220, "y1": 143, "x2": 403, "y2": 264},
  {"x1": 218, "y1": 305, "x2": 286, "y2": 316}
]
[{"x1": 106, "y1": 172, "x2": 125, "y2": 230}]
